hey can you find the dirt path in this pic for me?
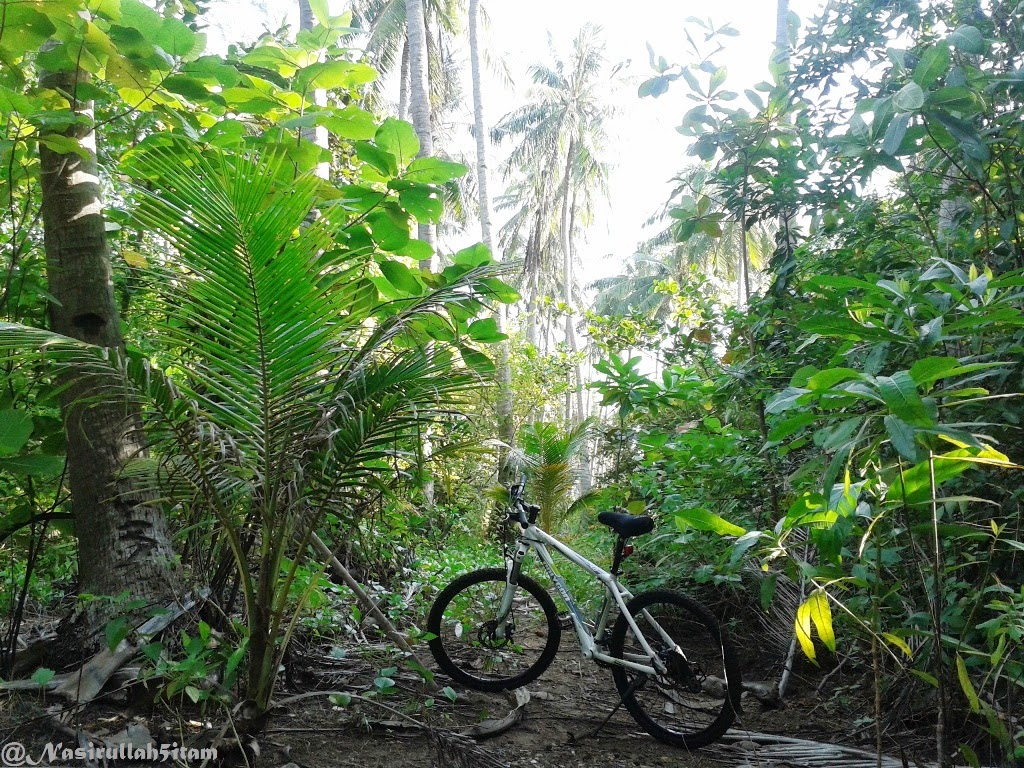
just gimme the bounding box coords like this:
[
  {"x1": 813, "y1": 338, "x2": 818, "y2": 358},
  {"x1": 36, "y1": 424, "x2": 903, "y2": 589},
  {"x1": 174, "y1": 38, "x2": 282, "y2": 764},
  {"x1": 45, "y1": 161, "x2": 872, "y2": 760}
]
[{"x1": 268, "y1": 637, "x2": 778, "y2": 768}]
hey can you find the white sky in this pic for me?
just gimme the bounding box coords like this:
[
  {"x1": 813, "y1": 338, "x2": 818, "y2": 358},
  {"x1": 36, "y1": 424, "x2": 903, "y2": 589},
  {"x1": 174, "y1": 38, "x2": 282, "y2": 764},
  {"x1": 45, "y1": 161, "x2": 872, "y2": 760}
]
[{"x1": 206, "y1": 0, "x2": 827, "y2": 281}]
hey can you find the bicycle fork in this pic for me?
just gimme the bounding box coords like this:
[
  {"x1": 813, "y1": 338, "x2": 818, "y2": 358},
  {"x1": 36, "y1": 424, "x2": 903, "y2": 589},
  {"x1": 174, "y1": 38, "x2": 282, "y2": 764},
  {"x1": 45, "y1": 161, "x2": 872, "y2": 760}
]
[{"x1": 489, "y1": 541, "x2": 531, "y2": 641}]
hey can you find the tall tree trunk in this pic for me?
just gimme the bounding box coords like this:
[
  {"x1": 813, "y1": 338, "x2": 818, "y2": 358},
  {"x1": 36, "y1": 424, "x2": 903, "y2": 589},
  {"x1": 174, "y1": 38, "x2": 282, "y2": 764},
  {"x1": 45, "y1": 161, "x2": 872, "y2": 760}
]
[
  {"x1": 775, "y1": 0, "x2": 790, "y2": 62},
  {"x1": 39, "y1": 66, "x2": 180, "y2": 637},
  {"x1": 567, "y1": 196, "x2": 591, "y2": 493},
  {"x1": 398, "y1": 37, "x2": 411, "y2": 122},
  {"x1": 299, "y1": 0, "x2": 329, "y2": 180},
  {"x1": 469, "y1": 0, "x2": 515, "y2": 483},
  {"x1": 404, "y1": 0, "x2": 435, "y2": 268},
  {"x1": 559, "y1": 139, "x2": 576, "y2": 424}
]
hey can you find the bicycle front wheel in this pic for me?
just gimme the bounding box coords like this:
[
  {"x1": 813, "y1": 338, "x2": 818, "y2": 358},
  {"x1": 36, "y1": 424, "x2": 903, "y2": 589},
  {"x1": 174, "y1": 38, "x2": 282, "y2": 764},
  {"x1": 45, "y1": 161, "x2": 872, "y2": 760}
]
[
  {"x1": 426, "y1": 567, "x2": 561, "y2": 692},
  {"x1": 608, "y1": 589, "x2": 741, "y2": 749}
]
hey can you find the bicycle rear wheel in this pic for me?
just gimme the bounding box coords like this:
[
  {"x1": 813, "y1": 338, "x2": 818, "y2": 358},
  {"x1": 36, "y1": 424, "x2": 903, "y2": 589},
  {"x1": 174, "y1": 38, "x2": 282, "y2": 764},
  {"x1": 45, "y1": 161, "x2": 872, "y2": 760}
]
[
  {"x1": 608, "y1": 589, "x2": 741, "y2": 749},
  {"x1": 427, "y1": 568, "x2": 561, "y2": 692}
]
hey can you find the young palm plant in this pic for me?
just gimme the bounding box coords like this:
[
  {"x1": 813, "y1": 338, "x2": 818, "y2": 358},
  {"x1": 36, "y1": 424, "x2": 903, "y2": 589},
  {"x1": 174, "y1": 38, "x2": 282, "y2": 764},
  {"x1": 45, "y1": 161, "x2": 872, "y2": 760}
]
[
  {"x1": 1, "y1": 135, "x2": 509, "y2": 718},
  {"x1": 516, "y1": 419, "x2": 595, "y2": 531}
]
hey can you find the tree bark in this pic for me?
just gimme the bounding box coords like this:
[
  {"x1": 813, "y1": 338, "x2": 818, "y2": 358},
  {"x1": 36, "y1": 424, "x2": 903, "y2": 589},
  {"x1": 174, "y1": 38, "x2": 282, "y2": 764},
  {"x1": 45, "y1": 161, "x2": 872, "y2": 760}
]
[
  {"x1": 404, "y1": 0, "x2": 436, "y2": 268},
  {"x1": 559, "y1": 139, "x2": 576, "y2": 425},
  {"x1": 298, "y1": 0, "x2": 329, "y2": 180},
  {"x1": 775, "y1": 0, "x2": 791, "y2": 62},
  {"x1": 39, "y1": 66, "x2": 180, "y2": 636},
  {"x1": 398, "y1": 37, "x2": 411, "y2": 123},
  {"x1": 469, "y1": 0, "x2": 515, "y2": 483}
]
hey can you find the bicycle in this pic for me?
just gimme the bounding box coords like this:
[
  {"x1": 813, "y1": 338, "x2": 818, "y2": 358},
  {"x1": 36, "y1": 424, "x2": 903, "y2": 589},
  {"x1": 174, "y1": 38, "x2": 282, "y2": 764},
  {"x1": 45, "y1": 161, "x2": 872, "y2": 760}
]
[{"x1": 426, "y1": 483, "x2": 742, "y2": 749}]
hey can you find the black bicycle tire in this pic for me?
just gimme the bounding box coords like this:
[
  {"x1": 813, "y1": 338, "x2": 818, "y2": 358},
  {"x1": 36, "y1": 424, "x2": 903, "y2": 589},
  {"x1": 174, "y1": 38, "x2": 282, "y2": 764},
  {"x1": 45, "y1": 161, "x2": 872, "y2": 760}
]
[
  {"x1": 427, "y1": 567, "x2": 561, "y2": 692},
  {"x1": 608, "y1": 589, "x2": 741, "y2": 749}
]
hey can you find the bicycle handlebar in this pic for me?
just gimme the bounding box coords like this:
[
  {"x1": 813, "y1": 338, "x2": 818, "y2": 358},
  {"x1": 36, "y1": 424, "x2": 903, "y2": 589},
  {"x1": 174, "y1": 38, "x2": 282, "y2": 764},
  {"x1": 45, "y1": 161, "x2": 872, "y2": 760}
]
[{"x1": 508, "y1": 496, "x2": 540, "y2": 528}]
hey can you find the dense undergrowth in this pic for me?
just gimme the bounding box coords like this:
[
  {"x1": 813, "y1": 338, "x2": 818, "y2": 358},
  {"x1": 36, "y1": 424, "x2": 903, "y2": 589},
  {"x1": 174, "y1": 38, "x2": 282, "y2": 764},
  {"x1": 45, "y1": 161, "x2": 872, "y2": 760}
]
[{"x1": 1, "y1": 0, "x2": 1022, "y2": 765}]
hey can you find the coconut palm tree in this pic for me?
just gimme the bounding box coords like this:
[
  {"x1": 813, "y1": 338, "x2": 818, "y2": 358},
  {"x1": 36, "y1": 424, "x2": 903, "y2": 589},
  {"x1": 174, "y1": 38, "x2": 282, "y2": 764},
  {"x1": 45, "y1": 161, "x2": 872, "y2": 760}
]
[
  {"x1": 516, "y1": 419, "x2": 594, "y2": 532},
  {"x1": 467, "y1": 0, "x2": 515, "y2": 481},
  {"x1": 493, "y1": 24, "x2": 614, "y2": 424},
  {"x1": 0, "y1": 135, "x2": 507, "y2": 720},
  {"x1": 590, "y1": 166, "x2": 775, "y2": 319}
]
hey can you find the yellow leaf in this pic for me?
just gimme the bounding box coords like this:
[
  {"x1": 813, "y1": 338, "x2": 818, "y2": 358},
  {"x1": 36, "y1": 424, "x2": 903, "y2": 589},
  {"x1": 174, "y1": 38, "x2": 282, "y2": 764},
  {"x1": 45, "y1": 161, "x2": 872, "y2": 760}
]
[
  {"x1": 881, "y1": 632, "x2": 913, "y2": 658},
  {"x1": 122, "y1": 250, "x2": 148, "y2": 268},
  {"x1": 795, "y1": 598, "x2": 817, "y2": 663},
  {"x1": 807, "y1": 589, "x2": 835, "y2": 653},
  {"x1": 955, "y1": 655, "x2": 980, "y2": 714}
]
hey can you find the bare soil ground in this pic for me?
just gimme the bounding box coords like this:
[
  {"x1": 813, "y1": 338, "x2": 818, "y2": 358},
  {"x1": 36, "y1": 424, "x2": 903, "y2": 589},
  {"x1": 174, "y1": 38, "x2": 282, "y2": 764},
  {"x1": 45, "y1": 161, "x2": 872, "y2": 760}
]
[{"x1": 1, "y1": 629, "x2": 867, "y2": 768}]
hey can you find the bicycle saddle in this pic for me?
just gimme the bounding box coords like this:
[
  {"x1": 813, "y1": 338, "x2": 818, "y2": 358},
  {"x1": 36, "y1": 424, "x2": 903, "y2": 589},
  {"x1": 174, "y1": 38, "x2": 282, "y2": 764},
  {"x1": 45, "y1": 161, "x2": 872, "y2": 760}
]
[{"x1": 597, "y1": 510, "x2": 655, "y2": 538}]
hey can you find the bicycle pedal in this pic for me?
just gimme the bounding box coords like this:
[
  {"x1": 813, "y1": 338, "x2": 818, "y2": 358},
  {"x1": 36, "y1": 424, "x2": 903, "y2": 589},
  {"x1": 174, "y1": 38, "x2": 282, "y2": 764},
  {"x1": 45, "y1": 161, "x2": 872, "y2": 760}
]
[{"x1": 558, "y1": 614, "x2": 573, "y2": 630}]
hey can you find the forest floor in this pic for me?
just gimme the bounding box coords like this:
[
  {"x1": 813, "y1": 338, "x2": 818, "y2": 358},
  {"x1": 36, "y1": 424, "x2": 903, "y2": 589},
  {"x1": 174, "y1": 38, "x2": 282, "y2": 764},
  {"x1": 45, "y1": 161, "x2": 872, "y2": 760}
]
[{"x1": 1, "y1": 629, "x2": 931, "y2": 768}]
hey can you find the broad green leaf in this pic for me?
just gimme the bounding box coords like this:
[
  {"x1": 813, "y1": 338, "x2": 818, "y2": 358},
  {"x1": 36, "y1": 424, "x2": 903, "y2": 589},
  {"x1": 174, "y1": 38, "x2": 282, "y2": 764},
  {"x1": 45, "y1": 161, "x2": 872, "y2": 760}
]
[
  {"x1": 377, "y1": 259, "x2": 421, "y2": 295},
  {"x1": 883, "y1": 112, "x2": 910, "y2": 155},
  {"x1": 884, "y1": 414, "x2": 918, "y2": 461},
  {"x1": 767, "y1": 411, "x2": 818, "y2": 442},
  {"x1": 354, "y1": 141, "x2": 397, "y2": 177},
  {"x1": 0, "y1": 455, "x2": 65, "y2": 476},
  {"x1": 467, "y1": 317, "x2": 506, "y2": 342},
  {"x1": 320, "y1": 105, "x2": 377, "y2": 140},
  {"x1": 375, "y1": 118, "x2": 419, "y2": 167},
  {"x1": 31, "y1": 667, "x2": 55, "y2": 686},
  {"x1": 220, "y1": 87, "x2": 283, "y2": 113},
  {"x1": 0, "y1": 7, "x2": 56, "y2": 55},
  {"x1": 894, "y1": 82, "x2": 925, "y2": 111},
  {"x1": 806, "y1": 367, "x2": 863, "y2": 391},
  {"x1": 307, "y1": 0, "x2": 330, "y2": 26},
  {"x1": 782, "y1": 492, "x2": 828, "y2": 531},
  {"x1": 366, "y1": 208, "x2": 410, "y2": 250},
  {"x1": 201, "y1": 119, "x2": 247, "y2": 147},
  {"x1": 458, "y1": 344, "x2": 495, "y2": 376},
  {"x1": 948, "y1": 26, "x2": 984, "y2": 54},
  {"x1": 886, "y1": 446, "x2": 1010, "y2": 504},
  {"x1": 913, "y1": 43, "x2": 950, "y2": 87},
  {"x1": 296, "y1": 60, "x2": 377, "y2": 92},
  {"x1": 925, "y1": 87, "x2": 979, "y2": 114},
  {"x1": 405, "y1": 157, "x2": 467, "y2": 183},
  {"x1": 909, "y1": 357, "x2": 960, "y2": 386},
  {"x1": 395, "y1": 239, "x2": 434, "y2": 261},
  {"x1": 674, "y1": 508, "x2": 745, "y2": 537},
  {"x1": 0, "y1": 410, "x2": 33, "y2": 455},
  {"x1": 399, "y1": 186, "x2": 442, "y2": 223},
  {"x1": 875, "y1": 371, "x2": 930, "y2": 424},
  {"x1": 454, "y1": 243, "x2": 492, "y2": 267},
  {"x1": 958, "y1": 744, "x2": 980, "y2": 768},
  {"x1": 154, "y1": 18, "x2": 202, "y2": 59},
  {"x1": 765, "y1": 386, "x2": 809, "y2": 414},
  {"x1": 760, "y1": 574, "x2": 777, "y2": 612},
  {"x1": 105, "y1": 617, "x2": 131, "y2": 651},
  {"x1": 476, "y1": 277, "x2": 519, "y2": 304}
]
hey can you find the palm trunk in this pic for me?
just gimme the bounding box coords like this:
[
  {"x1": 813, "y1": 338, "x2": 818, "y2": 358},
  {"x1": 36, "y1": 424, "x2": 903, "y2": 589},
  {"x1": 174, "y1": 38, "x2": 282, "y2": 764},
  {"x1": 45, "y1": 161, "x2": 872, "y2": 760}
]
[
  {"x1": 775, "y1": 0, "x2": 790, "y2": 62},
  {"x1": 298, "y1": 0, "x2": 329, "y2": 180},
  {"x1": 39, "y1": 66, "x2": 180, "y2": 637},
  {"x1": 469, "y1": 0, "x2": 515, "y2": 483},
  {"x1": 404, "y1": 0, "x2": 436, "y2": 268},
  {"x1": 567, "y1": 196, "x2": 591, "y2": 492},
  {"x1": 398, "y1": 37, "x2": 411, "y2": 122},
  {"x1": 559, "y1": 139, "x2": 575, "y2": 424}
]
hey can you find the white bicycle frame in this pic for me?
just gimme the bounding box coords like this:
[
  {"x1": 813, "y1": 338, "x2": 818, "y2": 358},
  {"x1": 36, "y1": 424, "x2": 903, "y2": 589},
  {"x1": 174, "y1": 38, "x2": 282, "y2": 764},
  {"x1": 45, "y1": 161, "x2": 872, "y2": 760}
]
[{"x1": 496, "y1": 521, "x2": 672, "y2": 677}]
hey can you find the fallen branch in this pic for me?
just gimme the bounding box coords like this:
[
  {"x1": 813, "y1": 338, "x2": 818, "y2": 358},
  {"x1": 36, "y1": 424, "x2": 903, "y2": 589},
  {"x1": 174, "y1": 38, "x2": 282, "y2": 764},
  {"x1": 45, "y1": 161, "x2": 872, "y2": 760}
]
[
  {"x1": 272, "y1": 689, "x2": 509, "y2": 768},
  {"x1": 0, "y1": 590, "x2": 204, "y2": 705},
  {"x1": 307, "y1": 532, "x2": 436, "y2": 689}
]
